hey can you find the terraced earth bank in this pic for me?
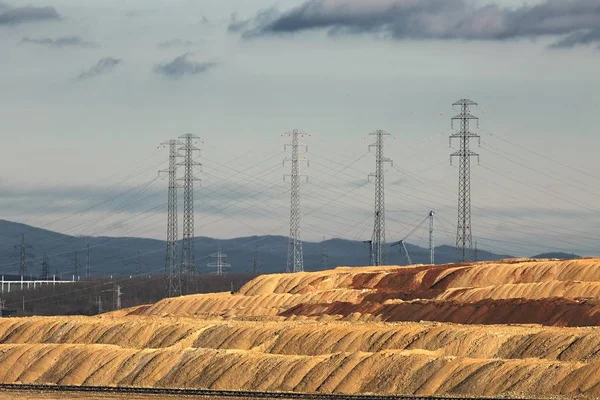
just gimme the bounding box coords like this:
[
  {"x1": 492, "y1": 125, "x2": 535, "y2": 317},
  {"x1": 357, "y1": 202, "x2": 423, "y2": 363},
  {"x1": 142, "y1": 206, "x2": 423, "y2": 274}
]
[{"x1": 3, "y1": 258, "x2": 600, "y2": 399}]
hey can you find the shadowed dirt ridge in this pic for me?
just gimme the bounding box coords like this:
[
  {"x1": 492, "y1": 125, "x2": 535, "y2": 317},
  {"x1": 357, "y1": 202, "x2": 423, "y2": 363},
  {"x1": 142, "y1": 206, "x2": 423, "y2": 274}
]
[{"x1": 2, "y1": 258, "x2": 600, "y2": 398}]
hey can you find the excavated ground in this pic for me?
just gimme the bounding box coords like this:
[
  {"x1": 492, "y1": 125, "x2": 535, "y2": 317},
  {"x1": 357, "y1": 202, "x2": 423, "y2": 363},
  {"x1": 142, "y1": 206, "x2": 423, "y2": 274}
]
[{"x1": 2, "y1": 258, "x2": 600, "y2": 399}]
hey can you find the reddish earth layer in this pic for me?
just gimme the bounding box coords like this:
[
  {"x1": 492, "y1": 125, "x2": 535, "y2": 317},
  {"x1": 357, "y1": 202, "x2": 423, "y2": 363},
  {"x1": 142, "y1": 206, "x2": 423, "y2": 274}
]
[{"x1": 281, "y1": 298, "x2": 600, "y2": 327}]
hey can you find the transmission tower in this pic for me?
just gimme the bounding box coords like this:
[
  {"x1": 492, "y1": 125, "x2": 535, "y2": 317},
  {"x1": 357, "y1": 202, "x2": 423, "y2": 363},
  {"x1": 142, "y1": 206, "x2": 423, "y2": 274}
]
[
  {"x1": 14, "y1": 234, "x2": 34, "y2": 276},
  {"x1": 450, "y1": 99, "x2": 480, "y2": 262},
  {"x1": 72, "y1": 251, "x2": 80, "y2": 279},
  {"x1": 41, "y1": 254, "x2": 50, "y2": 280},
  {"x1": 429, "y1": 211, "x2": 435, "y2": 265},
  {"x1": 321, "y1": 237, "x2": 328, "y2": 269},
  {"x1": 160, "y1": 139, "x2": 182, "y2": 297},
  {"x1": 86, "y1": 244, "x2": 91, "y2": 279},
  {"x1": 283, "y1": 129, "x2": 309, "y2": 273},
  {"x1": 178, "y1": 133, "x2": 201, "y2": 276},
  {"x1": 368, "y1": 130, "x2": 392, "y2": 266},
  {"x1": 252, "y1": 246, "x2": 260, "y2": 275},
  {"x1": 207, "y1": 244, "x2": 231, "y2": 276},
  {"x1": 362, "y1": 240, "x2": 373, "y2": 265}
]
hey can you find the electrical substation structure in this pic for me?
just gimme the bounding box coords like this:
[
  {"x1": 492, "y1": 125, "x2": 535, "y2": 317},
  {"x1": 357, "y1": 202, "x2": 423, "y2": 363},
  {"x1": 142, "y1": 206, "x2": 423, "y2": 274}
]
[
  {"x1": 178, "y1": 133, "x2": 201, "y2": 276},
  {"x1": 368, "y1": 130, "x2": 392, "y2": 266},
  {"x1": 161, "y1": 139, "x2": 182, "y2": 298},
  {"x1": 450, "y1": 99, "x2": 480, "y2": 263},
  {"x1": 284, "y1": 129, "x2": 309, "y2": 273}
]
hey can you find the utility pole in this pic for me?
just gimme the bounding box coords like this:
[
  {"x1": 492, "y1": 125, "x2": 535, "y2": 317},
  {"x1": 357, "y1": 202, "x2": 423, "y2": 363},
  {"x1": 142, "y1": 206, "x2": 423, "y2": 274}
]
[
  {"x1": 207, "y1": 244, "x2": 231, "y2": 276},
  {"x1": 450, "y1": 99, "x2": 480, "y2": 262},
  {"x1": 14, "y1": 234, "x2": 34, "y2": 276},
  {"x1": 368, "y1": 130, "x2": 392, "y2": 266},
  {"x1": 178, "y1": 133, "x2": 201, "y2": 277},
  {"x1": 72, "y1": 252, "x2": 80, "y2": 280},
  {"x1": 86, "y1": 244, "x2": 91, "y2": 279},
  {"x1": 284, "y1": 129, "x2": 309, "y2": 273},
  {"x1": 321, "y1": 237, "x2": 328, "y2": 269},
  {"x1": 160, "y1": 139, "x2": 182, "y2": 297},
  {"x1": 429, "y1": 211, "x2": 435, "y2": 265},
  {"x1": 41, "y1": 254, "x2": 50, "y2": 280}
]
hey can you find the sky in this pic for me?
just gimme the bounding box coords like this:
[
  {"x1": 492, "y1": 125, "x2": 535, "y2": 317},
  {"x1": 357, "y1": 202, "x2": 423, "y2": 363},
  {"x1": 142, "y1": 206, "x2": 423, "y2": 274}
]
[{"x1": 0, "y1": 0, "x2": 599, "y2": 258}]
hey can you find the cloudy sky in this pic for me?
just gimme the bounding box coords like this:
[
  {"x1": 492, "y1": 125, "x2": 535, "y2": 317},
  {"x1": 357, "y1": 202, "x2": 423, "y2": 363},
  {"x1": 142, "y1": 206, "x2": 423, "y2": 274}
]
[{"x1": 0, "y1": 0, "x2": 599, "y2": 257}]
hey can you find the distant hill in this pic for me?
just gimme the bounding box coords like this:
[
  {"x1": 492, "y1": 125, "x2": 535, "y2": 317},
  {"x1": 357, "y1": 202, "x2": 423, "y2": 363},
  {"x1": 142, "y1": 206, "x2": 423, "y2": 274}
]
[
  {"x1": 0, "y1": 219, "x2": 515, "y2": 278},
  {"x1": 532, "y1": 252, "x2": 581, "y2": 260}
]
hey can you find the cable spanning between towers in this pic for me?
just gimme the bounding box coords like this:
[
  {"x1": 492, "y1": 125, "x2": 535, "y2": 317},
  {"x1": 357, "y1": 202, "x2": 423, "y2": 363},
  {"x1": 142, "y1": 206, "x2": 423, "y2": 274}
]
[
  {"x1": 368, "y1": 130, "x2": 393, "y2": 266},
  {"x1": 450, "y1": 99, "x2": 480, "y2": 262},
  {"x1": 284, "y1": 129, "x2": 310, "y2": 273}
]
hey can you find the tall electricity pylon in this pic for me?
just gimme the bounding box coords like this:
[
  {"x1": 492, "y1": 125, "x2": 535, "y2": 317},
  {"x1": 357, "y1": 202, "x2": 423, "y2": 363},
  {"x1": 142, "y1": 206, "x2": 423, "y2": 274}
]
[
  {"x1": 14, "y1": 234, "x2": 34, "y2": 276},
  {"x1": 428, "y1": 211, "x2": 435, "y2": 265},
  {"x1": 368, "y1": 130, "x2": 392, "y2": 266},
  {"x1": 160, "y1": 139, "x2": 182, "y2": 297},
  {"x1": 207, "y1": 244, "x2": 231, "y2": 276},
  {"x1": 450, "y1": 99, "x2": 480, "y2": 262},
  {"x1": 284, "y1": 129, "x2": 309, "y2": 273},
  {"x1": 178, "y1": 133, "x2": 201, "y2": 276}
]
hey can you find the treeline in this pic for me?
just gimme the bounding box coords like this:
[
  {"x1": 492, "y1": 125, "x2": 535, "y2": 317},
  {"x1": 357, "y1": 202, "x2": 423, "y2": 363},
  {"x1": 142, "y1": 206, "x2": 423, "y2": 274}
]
[{"x1": 0, "y1": 273, "x2": 255, "y2": 316}]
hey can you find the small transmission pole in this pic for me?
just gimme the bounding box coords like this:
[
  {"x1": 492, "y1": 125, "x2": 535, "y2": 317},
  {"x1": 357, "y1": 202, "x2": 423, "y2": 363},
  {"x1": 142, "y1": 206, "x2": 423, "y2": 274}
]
[
  {"x1": 284, "y1": 129, "x2": 309, "y2": 273},
  {"x1": 252, "y1": 246, "x2": 260, "y2": 275},
  {"x1": 207, "y1": 244, "x2": 231, "y2": 276},
  {"x1": 450, "y1": 99, "x2": 480, "y2": 262},
  {"x1": 321, "y1": 237, "x2": 328, "y2": 269},
  {"x1": 368, "y1": 130, "x2": 392, "y2": 266},
  {"x1": 160, "y1": 139, "x2": 182, "y2": 297},
  {"x1": 14, "y1": 234, "x2": 34, "y2": 276},
  {"x1": 429, "y1": 211, "x2": 435, "y2": 265},
  {"x1": 72, "y1": 252, "x2": 80, "y2": 280},
  {"x1": 86, "y1": 244, "x2": 91, "y2": 279},
  {"x1": 41, "y1": 254, "x2": 50, "y2": 280},
  {"x1": 178, "y1": 133, "x2": 201, "y2": 276}
]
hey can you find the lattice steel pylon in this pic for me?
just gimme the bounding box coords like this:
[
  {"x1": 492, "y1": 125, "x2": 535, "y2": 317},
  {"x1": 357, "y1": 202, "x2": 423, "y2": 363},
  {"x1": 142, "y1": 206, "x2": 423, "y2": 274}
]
[
  {"x1": 429, "y1": 211, "x2": 435, "y2": 265},
  {"x1": 41, "y1": 254, "x2": 50, "y2": 280},
  {"x1": 14, "y1": 234, "x2": 34, "y2": 276},
  {"x1": 178, "y1": 133, "x2": 201, "y2": 277},
  {"x1": 368, "y1": 130, "x2": 392, "y2": 266},
  {"x1": 207, "y1": 244, "x2": 231, "y2": 276},
  {"x1": 160, "y1": 139, "x2": 182, "y2": 297},
  {"x1": 450, "y1": 99, "x2": 480, "y2": 262},
  {"x1": 86, "y1": 244, "x2": 91, "y2": 279},
  {"x1": 283, "y1": 129, "x2": 309, "y2": 273},
  {"x1": 321, "y1": 237, "x2": 328, "y2": 269}
]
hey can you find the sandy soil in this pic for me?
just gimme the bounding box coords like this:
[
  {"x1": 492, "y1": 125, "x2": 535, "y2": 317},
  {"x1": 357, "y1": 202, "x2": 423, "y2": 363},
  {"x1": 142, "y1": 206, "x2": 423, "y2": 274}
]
[{"x1": 0, "y1": 258, "x2": 600, "y2": 399}]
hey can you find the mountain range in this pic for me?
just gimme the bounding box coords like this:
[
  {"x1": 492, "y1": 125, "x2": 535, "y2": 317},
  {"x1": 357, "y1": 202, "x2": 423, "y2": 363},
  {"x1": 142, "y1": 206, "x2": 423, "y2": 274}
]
[{"x1": 0, "y1": 219, "x2": 578, "y2": 278}]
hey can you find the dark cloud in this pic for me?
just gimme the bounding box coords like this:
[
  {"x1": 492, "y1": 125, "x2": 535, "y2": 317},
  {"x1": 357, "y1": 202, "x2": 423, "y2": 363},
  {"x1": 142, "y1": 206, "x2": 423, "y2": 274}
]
[
  {"x1": 230, "y1": 0, "x2": 600, "y2": 49},
  {"x1": 78, "y1": 57, "x2": 122, "y2": 80},
  {"x1": 157, "y1": 39, "x2": 203, "y2": 49},
  {"x1": 20, "y1": 36, "x2": 98, "y2": 48},
  {"x1": 154, "y1": 53, "x2": 216, "y2": 78},
  {"x1": 0, "y1": 5, "x2": 61, "y2": 25},
  {"x1": 550, "y1": 28, "x2": 600, "y2": 48}
]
